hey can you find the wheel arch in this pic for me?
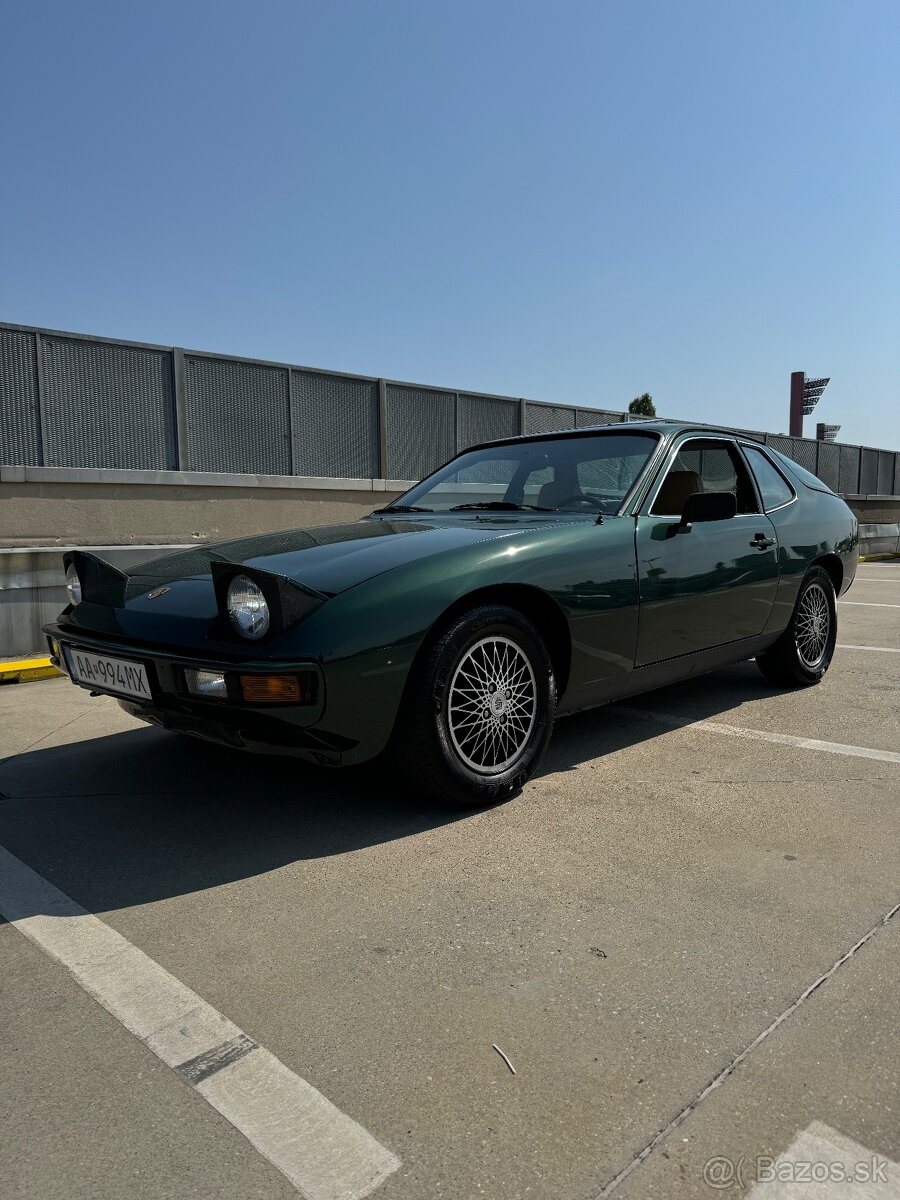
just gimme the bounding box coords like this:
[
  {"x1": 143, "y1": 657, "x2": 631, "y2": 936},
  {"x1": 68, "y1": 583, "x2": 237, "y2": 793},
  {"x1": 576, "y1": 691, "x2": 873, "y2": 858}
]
[
  {"x1": 410, "y1": 583, "x2": 573, "y2": 698},
  {"x1": 810, "y1": 552, "x2": 843, "y2": 596}
]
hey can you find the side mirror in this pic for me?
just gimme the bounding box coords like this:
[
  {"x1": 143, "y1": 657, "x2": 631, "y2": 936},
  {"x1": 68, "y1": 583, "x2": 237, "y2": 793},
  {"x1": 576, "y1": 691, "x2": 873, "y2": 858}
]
[{"x1": 678, "y1": 491, "x2": 737, "y2": 530}]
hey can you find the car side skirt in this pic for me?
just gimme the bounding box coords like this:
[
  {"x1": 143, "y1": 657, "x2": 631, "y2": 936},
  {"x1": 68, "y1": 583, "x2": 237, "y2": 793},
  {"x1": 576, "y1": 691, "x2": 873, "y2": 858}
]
[{"x1": 556, "y1": 631, "x2": 782, "y2": 717}]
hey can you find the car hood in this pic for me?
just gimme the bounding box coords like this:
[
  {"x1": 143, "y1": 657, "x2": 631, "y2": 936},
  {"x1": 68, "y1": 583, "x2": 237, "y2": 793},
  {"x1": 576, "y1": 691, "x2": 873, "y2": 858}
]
[{"x1": 123, "y1": 516, "x2": 542, "y2": 599}]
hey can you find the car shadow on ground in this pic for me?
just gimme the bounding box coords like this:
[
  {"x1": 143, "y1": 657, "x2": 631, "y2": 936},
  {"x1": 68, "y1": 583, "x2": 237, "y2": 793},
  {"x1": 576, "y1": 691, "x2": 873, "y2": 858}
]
[
  {"x1": 0, "y1": 662, "x2": 788, "y2": 917},
  {"x1": 542, "y1": 659, "x2": 789, "y2": 775}
]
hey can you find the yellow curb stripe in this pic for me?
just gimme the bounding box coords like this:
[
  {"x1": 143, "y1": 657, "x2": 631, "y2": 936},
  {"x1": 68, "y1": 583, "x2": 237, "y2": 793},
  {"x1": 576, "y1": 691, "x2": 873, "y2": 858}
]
[{"x1": 0, "y1": 657, "x2": 63, "y2": 684}]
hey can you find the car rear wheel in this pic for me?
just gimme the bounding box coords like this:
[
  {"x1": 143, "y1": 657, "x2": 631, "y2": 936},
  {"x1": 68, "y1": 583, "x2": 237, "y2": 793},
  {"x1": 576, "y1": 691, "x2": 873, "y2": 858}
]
[
  {"x1": 756, "y1": 565, "x2": 837, "y2": 687},
  {"x1": 394, "y1": 604, "x2": 556, "y2": 807}
]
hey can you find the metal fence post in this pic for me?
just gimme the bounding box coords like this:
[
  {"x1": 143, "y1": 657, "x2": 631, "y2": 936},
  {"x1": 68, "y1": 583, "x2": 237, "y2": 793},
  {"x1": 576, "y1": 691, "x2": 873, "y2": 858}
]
[
  {"x1": 33, "y1": 330, "x2": 46, "y2": 466},
  {"x1": 519, "y1": 398, "x2": 526, "y2": 436},
  {"x1": 286, "y1": 367, "x2": 295, "y2": 475},
  {"x1": 377, "y1": 378, "x2": 388, "y2": 479},
  {"x1": 172, "y1": 347, "x2": 188, "y2": 470}
]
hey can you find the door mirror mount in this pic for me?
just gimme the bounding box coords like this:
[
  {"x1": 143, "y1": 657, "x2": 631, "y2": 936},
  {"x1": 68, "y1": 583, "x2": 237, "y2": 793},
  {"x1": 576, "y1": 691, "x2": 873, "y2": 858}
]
[{"x1": 677, "y1": 491, "x2": 737, "y2": 532}]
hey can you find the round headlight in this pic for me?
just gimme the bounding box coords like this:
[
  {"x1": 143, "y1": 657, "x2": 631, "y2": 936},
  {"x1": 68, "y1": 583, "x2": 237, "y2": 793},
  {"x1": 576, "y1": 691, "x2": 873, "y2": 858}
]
[
  {"x1": 65, "y1": 563, "x2": 82, "y2": 606},
  {"x1": 227, "y1": 575, "x2": 270, "y2": 639}
]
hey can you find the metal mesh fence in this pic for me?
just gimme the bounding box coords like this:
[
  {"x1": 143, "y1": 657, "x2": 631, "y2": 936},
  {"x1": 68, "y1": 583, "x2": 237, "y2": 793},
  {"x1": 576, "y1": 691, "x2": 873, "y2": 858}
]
[
  {"x1": 458, "y1": 394, "x2": 519, "y2": 451},
  {"x1": 0, "y1": 327, "x2": 40, "y2": 465},
  {"x1": 576, "y1": 407, "x2": 623, "y2": 427},
  {"x1": 525, "y1": 403, "x2": 577, "y2": 433},
  {"x1": 384, "y1": 384, "x2": 455, "y2": 479},
  {"x1": 859, "y1": 448, "x2": 879, "y2": 495},
  {"x1": 816, "y1": 442, "x2": 840, "y2": 492},
  {"x1": 184, "y1": 355, "x2": 291, "y2": 475},
  {"x1": 839, "y1": 444, "x2": 861, "y2": 495},
  {"x1": 790, "y1": 438, "x2": 818, "y2": 472},
  {"x1": 876, "y1": 450, "x2": 894, "y2": 495},
  {"x1": 765, "y1": 434, "x2": 793, "y2": 459},
  {"x1": 1, "y1": 323, "x2": 897, "y2": 495},
  {"x1": 291, "y1": 370, "x2": 378, "y2": 479},
  {"x1": 40, "y1": 334, "x2": 177, "y2": 469}
]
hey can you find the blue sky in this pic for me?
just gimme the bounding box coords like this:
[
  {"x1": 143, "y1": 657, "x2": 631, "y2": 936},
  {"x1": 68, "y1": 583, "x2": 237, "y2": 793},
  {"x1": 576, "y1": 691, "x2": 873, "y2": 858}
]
[{"x1": 2, "y1": 0, "x2": 898, "y2": 448}]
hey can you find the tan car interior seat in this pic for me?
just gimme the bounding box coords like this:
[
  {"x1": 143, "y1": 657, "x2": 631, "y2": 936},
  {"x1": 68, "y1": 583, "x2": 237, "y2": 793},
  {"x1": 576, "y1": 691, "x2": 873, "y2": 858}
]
[{"x1": 653, "y1": 469, "x2": 703, "y2": 516}]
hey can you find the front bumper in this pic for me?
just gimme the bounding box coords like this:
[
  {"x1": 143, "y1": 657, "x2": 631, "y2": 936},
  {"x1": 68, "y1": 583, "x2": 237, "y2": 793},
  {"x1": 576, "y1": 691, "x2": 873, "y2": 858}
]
[
  {"x1": 44, "y1": 623, "x2": 356, "y2": 766},
  {"x1": 118, "y1": 697, "x2": 356, "y2": 764}
]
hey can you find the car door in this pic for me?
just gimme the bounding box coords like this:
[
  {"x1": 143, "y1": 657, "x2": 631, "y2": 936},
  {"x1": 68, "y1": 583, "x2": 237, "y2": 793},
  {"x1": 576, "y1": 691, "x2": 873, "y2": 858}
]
[{"x1": 634, "y1": 436, "x2": 780, "y2": 666}]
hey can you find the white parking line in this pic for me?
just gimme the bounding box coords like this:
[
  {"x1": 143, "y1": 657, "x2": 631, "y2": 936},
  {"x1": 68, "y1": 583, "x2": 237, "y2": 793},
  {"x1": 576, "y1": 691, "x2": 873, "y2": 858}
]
[
  {"x1": 747, "y1": 1121, "x2": 899, "y2": 1197},
  {"x1": 839, "y1": 601, "x2": 900, "y2": 608},
  {"x1": 621, "y1": 709, "x2": 900, "y2": 764},
  {"x1": 0, "y1": 844, "x2": 400, "y2": 1200},
  {"x1": 837, "y1": 644, "x2": 900, "y2": 654}
]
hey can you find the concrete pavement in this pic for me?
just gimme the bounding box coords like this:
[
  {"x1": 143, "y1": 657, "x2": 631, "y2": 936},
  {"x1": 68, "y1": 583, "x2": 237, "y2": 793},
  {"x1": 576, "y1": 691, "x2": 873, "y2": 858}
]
[{"x1": 1, "y1": 560, "x2": 898, "y2": 1199}]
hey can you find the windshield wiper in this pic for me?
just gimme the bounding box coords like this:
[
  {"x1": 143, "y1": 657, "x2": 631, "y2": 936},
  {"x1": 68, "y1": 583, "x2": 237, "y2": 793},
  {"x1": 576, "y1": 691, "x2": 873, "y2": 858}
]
[
  {"x1": 448, "y1": 501, "x2": 552, "y2": 512},
  {"x1": 372, "y1": 504, "x2": 434, "y2": 514}
]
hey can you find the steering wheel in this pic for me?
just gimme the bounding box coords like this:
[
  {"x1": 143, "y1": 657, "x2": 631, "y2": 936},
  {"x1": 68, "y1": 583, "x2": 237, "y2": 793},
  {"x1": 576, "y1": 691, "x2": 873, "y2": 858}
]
[{"x1": 551, "y1": 494, "x2": 606, "y2": 511}]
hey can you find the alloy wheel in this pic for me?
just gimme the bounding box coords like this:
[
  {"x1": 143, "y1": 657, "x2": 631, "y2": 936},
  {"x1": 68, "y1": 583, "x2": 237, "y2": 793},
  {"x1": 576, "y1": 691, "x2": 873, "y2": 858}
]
[
  {"x1": 447, "y1": 636, "x2": 537, "y2": 773},
  {"x1": 795, "y1": 581, "x2": 831, "y2": 669}
]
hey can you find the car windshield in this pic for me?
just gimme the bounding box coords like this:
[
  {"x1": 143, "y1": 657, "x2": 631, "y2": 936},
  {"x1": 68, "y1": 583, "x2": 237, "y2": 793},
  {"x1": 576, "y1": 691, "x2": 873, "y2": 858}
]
[{"x1": 387, "y1": 432, "x2": 659, "y2": 515}]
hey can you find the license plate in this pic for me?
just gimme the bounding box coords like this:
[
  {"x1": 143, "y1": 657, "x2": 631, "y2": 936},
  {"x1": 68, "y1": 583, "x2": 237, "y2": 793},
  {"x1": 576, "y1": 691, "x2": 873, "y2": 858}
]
[{"x1": 63, "y1": 646, "x2": 152, "y2": 701}]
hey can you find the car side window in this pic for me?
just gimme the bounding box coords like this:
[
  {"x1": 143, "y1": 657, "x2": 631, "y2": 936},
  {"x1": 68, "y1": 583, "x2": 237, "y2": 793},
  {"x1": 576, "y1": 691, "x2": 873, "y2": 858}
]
[
  {"x1": 651, "y1": 439, "x2": 760, "y2": 516},
  {"x1": 742, "y1": 446, "x2": 795, "y2": 510}
]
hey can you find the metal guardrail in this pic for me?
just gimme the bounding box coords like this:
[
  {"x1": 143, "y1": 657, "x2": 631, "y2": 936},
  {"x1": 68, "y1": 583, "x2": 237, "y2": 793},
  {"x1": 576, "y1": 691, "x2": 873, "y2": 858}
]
[{"x1": 1, "y1": 321, "x2": 898, "y2": 496}]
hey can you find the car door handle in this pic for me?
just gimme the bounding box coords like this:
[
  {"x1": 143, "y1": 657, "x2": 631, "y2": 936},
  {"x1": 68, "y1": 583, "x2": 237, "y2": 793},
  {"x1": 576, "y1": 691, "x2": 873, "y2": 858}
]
[{"x1": 750, "y1": 533, "x2": 776, "y2": 549}]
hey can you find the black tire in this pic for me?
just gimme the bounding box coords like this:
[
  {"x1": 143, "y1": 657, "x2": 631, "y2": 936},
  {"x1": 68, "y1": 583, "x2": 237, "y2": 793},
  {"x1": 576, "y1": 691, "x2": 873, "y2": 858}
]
[
  {"x1": 756, "y1": 565, "x2": 837, "y2": 687},
  {"x1": 393, "y1": 604, "x2": 556, "y2": 808}
]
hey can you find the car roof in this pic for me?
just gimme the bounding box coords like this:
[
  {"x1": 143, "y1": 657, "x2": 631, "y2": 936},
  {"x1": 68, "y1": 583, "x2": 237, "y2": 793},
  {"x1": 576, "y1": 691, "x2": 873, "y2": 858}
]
[{"x1": 464, "y1": 419, "x2": 752, "y2": 454}]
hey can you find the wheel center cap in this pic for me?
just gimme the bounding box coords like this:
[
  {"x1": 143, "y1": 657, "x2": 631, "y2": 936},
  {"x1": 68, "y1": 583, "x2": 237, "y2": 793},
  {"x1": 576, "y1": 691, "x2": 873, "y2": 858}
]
[{"x1": 491, "y1": 693, "x2": 507, "y2": 716}]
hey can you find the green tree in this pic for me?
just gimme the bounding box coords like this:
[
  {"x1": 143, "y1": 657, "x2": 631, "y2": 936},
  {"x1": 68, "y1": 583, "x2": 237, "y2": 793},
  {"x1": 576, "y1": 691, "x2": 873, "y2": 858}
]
[{"x1": 628, "y1": 392, "x2": 656, "y2": 418}]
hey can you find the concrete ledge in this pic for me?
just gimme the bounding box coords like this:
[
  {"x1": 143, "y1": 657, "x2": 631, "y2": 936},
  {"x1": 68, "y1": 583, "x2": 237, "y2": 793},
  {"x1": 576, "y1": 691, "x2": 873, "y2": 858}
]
[
  {"x1": 0, "y1": 465, "x2": 417, "y2": 491},
  {"x1": 0, "y1": 473, "x2": 414, "y2": 552},
  {"x1": 859, "y1": 522, "x2": 900, "y2": 558},
  {"x1": 859, "y1": 523, "x2": 900, "y2": 537}
]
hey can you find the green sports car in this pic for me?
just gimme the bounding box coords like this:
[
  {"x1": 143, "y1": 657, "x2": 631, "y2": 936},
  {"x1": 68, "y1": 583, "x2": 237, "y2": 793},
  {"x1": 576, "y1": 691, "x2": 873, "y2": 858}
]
[{"x1": 46, "y1": 421, "x2": 859, "y2": 806}]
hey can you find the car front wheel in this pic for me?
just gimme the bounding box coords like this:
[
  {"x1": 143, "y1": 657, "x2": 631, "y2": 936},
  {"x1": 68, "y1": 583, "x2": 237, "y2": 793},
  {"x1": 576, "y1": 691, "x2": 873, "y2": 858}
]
[
  {"x1": 756, "y1": 565, "x2": 837, "y2": 687},
  {"x1": 394, "y1": 604, "x2": 556, "y2": 807}
]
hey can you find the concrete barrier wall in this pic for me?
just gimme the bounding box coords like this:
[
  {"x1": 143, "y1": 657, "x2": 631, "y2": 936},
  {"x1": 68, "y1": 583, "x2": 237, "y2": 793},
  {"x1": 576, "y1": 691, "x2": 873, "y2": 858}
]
[
  {"x1": 0, "y1": 466, "x2": 412, "y2": 549},
  {"x1": 859, "y1": 524, "x2": 900, "y2": 557},
  {"x1": 1, "y1": 466, "x2": 897, "y2": 656}
]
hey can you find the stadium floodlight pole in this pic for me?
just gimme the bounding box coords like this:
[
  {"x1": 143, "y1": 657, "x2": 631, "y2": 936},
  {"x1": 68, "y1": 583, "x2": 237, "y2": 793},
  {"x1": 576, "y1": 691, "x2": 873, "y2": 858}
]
[
  {"x1": 816, "y1": 422, "x2": 841, "y2": 442},
  {"x1": 789, "y1": 371, "x2": 830, "y2": 437}
]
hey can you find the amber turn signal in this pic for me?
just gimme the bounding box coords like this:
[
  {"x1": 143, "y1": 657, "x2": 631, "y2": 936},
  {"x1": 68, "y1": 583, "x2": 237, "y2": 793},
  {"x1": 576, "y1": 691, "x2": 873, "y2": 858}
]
[{"x1": 239, "y1": 674, "x2": 304, "y2": 703}]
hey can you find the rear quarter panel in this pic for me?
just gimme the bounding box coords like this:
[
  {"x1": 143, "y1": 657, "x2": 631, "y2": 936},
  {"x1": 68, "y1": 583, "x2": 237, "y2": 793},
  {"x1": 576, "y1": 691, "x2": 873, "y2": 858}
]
[{"x1": 763, "y1": 489, "x2": 859, "y2": 634}]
